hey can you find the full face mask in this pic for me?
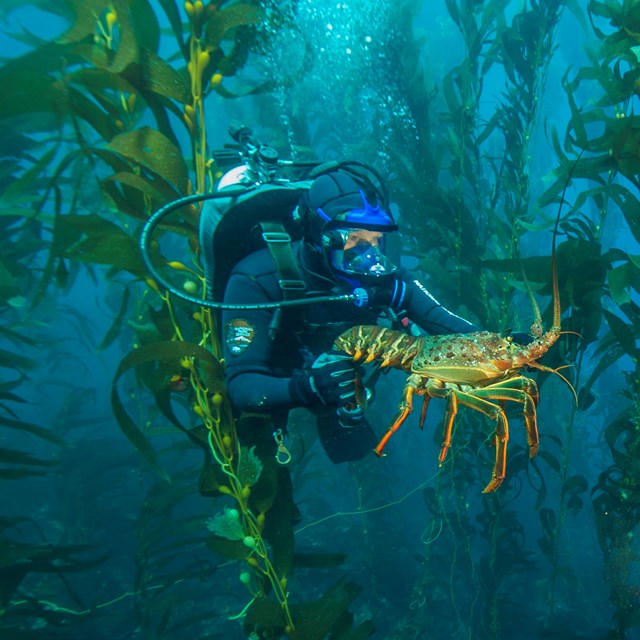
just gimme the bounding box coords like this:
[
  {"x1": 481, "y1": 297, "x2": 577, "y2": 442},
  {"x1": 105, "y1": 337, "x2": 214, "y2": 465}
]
[
  {"x1": 303, "y1": 171, "x2": 399, "y2": 283},
  {"x1": 324, "y1": 228, "x2": 397, "y2": 279}
]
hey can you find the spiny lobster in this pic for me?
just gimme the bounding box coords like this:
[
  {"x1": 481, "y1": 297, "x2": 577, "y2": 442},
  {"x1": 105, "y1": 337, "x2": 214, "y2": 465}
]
[{"x1": 335, "y1": 215, "x2": 573, "y2": 493}]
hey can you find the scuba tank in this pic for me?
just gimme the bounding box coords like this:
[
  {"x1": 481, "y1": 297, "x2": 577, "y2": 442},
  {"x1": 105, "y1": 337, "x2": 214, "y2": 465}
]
[{"x1": 139, "y1": 125, "x2": 373, "y2": 312}]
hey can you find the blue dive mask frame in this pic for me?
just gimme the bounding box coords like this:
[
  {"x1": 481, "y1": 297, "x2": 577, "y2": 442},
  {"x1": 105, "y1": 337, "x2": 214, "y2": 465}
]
[{"x1": 315, "y1": 190, "x2": 398, "y2": 232}]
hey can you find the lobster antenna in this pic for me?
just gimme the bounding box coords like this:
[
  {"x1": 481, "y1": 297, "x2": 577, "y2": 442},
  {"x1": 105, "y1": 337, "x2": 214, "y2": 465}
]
[
  {"x1": 551, "y1": 149, "x2": 584, "y2": 331},
  {"x1": 528, "y1": 361, "x2": 578, "y2": 406},
  {"x1": 521, "y1": 262, "x2": 543, "y2": 338}
]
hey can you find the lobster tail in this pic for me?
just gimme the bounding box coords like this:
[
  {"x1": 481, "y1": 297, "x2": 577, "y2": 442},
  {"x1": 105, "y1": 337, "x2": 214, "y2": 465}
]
[{"x1": 334, "y1": 326, "x2": 422, "y2": 372}]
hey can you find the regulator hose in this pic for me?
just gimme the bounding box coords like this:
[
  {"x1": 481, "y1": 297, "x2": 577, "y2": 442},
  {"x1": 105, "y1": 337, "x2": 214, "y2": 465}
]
[{"x1": 139, "y1": 188, "x2": 364, "y2": 311}]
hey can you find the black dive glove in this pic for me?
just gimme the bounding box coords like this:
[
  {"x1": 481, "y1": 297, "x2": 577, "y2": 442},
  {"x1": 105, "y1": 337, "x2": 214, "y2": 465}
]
[{"x1": 289, "y1": 350, "x2": 357, "y2": 408}]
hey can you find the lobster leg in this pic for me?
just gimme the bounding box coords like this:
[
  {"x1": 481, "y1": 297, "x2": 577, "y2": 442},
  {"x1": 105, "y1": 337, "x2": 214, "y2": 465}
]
[
  {"x1": 419, "y1": 382, "x2": 459, "y2": 465},
  {"x1": 471, "y1": 377, "x2": 539, "y2": 458},
  {"x1": 428, "y1": 388, "x2": 511, "y2": 493},
  {"x1": 418, "y1": 396, "x2": 431, "y2": 430},
  {"x1": 374, "y1": 374, "x2": 422, "y2": 456}
]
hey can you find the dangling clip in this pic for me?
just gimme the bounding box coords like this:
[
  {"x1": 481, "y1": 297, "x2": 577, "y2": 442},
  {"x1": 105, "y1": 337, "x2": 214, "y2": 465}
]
[{"x1": 272, "y1": 429, "x2": 292, "y2": 465}]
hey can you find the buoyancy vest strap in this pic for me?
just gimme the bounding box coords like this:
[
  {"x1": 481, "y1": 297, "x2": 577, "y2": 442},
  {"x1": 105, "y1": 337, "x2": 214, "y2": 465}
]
[{"x1": 260, "y1": 221, "x2": 307, "y2": 300}]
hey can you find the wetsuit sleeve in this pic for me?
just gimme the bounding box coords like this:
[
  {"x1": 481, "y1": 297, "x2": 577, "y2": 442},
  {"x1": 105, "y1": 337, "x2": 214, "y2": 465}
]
[
  {"x1": 388, "y1": 272, "x2": 479, "y2": 334},
  {"x1": 222, "y1": 272, "x2": 316, "y2": 413}
]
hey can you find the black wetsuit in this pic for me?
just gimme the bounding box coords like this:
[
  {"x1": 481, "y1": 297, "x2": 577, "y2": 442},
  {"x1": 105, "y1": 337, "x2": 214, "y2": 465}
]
[{"x1": 222, "y1": 242, "x2": 478, "y2": 462}]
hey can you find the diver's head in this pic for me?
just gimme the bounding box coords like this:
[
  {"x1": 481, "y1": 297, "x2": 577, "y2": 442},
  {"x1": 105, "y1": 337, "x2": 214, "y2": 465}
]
[{"x1": 300, "y1": 170, "x2": 398, "y2": 285}]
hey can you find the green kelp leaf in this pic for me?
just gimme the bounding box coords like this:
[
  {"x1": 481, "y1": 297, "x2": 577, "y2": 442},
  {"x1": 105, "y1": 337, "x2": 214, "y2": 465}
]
[
  {"x1": 0, "y1": 416, "x2": 65, "y2": 447},
  {"x1": 238, "y1": 446, "x2": 263, "y2": 487},
  {"x1": 538, "y1": 507, "x2": 556, "y2": 543},
  {"x1": 205, "y1": 508, "x2": 244, "y2": 540},
  {"x1": 565, "y1": 78, "x2": 590, "y2": 150},
  {"x1": 603, "y1": 309, "x2": 637, "y2": 358},
  {"x1": 204, "y1": 4, "x2": 263, "y2": 48},
  {"x1": 0, "y1": 391, "x2": 26, "y2": 412},
  {"x1": 107, "y1": 127, "x2": 188, "y2": 194},
  {"x1": 198, "y1": 456, "x2": 226, "y2": 496},
  {"x1": 111, "y1": 341, "x2": 221, "y2": 480},
  {"x1": 604, "y1": 418, "x2": 634, "y2": 467},
  {"x1": 608, "y1": 263, "x2": 632, "y2": 306},
  {"x1": 245, "y1": 597, "x2": 287, "y2": 629},
  {"x1": 129, "y1": 0, "x2": 160, "y2": 53},
  {"x1": 0, "y1": 265, "x2": 20, "y2": 304},
  {"x1": 233, "y1": 416, "x2": 294, "y2": 571},
  {"x1": 51, "y1": 81, "x2": 122, "y2": 141},
  {"x1": 566, "y1": 493, "x2": 584, "y2": 517},
  {"x1": 328, "y1": 608, "x2": 369, "y2": 639},
  {"x1": 611, "y1": 118, "x2": 640, "y2": 181},
  {"x1": 560, "y1": 211, "x2": 599, "y2": 242},
  {"x1": 33, "y1": 188, "x2": 110, "y2": 304},
  {"x1": 102, "y1": 171, "x2": 177, "y2": 204},
  {"x1": 0, "y1": 448, "x2": 58, "y2": 468},
  {"x1": 66, "y1": 65, "x2": 138, "y2": 96},
  {"x1": 0, "y1": 468, "x2": 54, "y2": 480},
  {"x1": 60, "y1": 0, "x2": 141, "y2": 73},
  {"x1": 66, "y1": 229, "x2": 147, "y2": 277},
  {"x1": 563, "y1": 475, "x2": 588, "y2": 516},
  {"x1": 58, "y1": 0, "x2": 108, "y2": 44},
  {"x1": 0, "y1": 348, "x2": 38, "y2": 372},
  {"x1": 215, "y1": 23, "x2": 255, "y2": 78},
  {"x1": 247, "y1": 578, "x2": 364, "y2": 640},
  {"x1": 205, "y1": 534, "x2": 250, "y2": 561},
  {"x1": 100, "y1": 175, "x2": 150, "y2": 220},
  {"x1": 48, "y1": 211, "x2": 126, "y2": 273},
  {"x1": 261, "y1": 466, "x2": 295, "y2": 575},
  {"x1": 580, "y1": 337, "x2": 624, "y2": 397},
  {"x1": 125, "y1": 48, "x2": 189, "y2": 103},
  {"x1": 111, "y1": 380, "x2": 170, "y2": 482},
  {"x1": 154, "y1": 387, "x2": 189, "y2": 435},
  {"x1": 537, "y1": 450, "x2": 561, "y2": 473},
  {"x1": 610, "y1": 184, "x2": 640, "y2": 245},
  {"x1": 0, "y1": 71, "x2": 57, "y2": 121},
  {"x1": 564, "y1": 0, "x2": 589, "y2": 31},
  {"x1": 2, "y1": 147, "x2": 57, "y2": 203},
  {"x1": 0, "y1": 205, "x2": 40, "y2": 219},
  {"x1": 1, "y1": 540, "x2": 108, "y2": 572},
  {"x1": 0, "y1": 540, "x2": 112, "y2": 607},
  {"x1": 98, "y1": 286, "x2": 131, "y2": 351}
]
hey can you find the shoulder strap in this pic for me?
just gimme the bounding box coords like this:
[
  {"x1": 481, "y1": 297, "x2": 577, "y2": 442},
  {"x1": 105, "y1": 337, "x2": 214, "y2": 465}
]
[
  {"x1": 260, "y1": 221, "x2": 306, "y2": 337},
  {"x1": 260, "y1": 221, "x2": 306, "y2": 300}
]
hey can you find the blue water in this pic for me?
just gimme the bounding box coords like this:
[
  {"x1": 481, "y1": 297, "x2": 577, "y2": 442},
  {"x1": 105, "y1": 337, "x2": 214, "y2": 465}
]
[{"x1": 1, "y1": 1, "x2": 638, "y2": 639}]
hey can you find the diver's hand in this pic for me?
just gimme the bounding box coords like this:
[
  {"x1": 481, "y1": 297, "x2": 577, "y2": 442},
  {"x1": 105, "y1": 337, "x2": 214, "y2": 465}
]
[{"x1": 289, "y1": 350, "x2": 356, "y2": 407}]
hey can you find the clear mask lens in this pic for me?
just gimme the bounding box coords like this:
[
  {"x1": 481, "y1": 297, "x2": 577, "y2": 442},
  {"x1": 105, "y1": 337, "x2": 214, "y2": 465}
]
[{"x1": 327, "y1": 228, "x2": 396, "y2": 277}]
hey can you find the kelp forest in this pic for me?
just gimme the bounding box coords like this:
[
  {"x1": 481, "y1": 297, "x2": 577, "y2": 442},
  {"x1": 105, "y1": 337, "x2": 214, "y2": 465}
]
[{"x1": 1, "y1": 0, "x2": 640, "y2": 638}]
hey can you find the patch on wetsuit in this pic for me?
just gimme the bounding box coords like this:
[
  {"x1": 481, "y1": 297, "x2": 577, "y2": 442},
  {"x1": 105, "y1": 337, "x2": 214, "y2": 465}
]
[{"x1": 225, "y1": 319, "x2": 256, "y2": 355}]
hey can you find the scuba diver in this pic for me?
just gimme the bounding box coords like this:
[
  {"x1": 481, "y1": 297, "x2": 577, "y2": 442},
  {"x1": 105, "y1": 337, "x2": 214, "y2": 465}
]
[
  {"x1": 218, "y1": 167, "x2": 480, "y2": 463},
  {"x1": 141, "y1": 126, "x2": 531, "y2": 463}
]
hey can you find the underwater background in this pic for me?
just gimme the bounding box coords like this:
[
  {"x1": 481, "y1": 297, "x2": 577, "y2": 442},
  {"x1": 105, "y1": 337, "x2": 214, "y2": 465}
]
[{"x1": 1, "y1": 0, "x2": 640, "y2": 638}]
